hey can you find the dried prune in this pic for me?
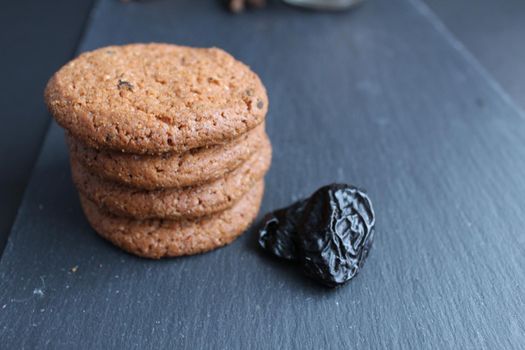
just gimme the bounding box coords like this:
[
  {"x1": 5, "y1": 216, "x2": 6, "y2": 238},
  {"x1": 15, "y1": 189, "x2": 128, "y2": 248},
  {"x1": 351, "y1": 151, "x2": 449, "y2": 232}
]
[
  {"x1": 258, "y1": 184, "x2": 375, "y2": 288},
  {"x1": 258, "y1": 199, "x2": 307, "y2": 260}
]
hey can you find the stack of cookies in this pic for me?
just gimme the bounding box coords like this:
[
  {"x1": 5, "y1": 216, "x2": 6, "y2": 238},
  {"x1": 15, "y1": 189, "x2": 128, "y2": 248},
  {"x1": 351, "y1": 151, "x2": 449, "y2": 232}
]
[{"x1": 44, "y1": 43, "x2": 271, "y2": 259}]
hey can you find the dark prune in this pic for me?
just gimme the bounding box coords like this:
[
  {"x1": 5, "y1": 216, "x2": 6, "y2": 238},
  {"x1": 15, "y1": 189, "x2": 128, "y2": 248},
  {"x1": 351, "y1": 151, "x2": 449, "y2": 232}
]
[
  {"x1": 258, "y1": 184, "x2": 375, "y2": 288},
  {"x1": 258, "y1": 199, "x2": 307, "y2": 260}
]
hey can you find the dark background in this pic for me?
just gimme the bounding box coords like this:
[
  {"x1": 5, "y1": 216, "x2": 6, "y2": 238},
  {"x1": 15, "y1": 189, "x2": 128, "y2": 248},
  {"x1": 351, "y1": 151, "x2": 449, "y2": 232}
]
[
  {"x1": 1, "y1": 0, "x2": 524, "y2": 255},
  {"x1": 0, "y1": 0, "x2": 94, "y2": 253}
]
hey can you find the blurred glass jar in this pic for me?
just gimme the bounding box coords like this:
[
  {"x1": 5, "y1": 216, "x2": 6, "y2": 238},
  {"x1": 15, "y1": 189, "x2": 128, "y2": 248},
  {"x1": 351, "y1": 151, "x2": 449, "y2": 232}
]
[{"x1": 284, "y1": 0, "x2": 363, "y2": 10}]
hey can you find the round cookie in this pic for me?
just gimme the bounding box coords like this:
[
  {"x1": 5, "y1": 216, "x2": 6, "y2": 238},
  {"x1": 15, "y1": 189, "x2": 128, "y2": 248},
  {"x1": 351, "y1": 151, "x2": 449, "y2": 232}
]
[
  {"x1": 79, "y1": 181, "x2": 264, "y2": 259},
  {"x1": 68, "y1": 124, "x2": 267, "y2": 190},
  {"x1": 45, "y1": 43, "x2": 268, "y2": 154},
  {"x1": 71, "y1": 138, "x2": 271, "y2": 219}
]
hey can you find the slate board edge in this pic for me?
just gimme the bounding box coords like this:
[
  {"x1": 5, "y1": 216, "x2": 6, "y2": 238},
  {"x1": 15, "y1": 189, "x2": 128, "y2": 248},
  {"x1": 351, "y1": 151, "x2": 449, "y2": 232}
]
[
  {"x1": 0, "y1": 2, "x2": 99, "y2": 260},
  {"x1": 409, "y1": 0, "x2": 525, "y2": 119}
]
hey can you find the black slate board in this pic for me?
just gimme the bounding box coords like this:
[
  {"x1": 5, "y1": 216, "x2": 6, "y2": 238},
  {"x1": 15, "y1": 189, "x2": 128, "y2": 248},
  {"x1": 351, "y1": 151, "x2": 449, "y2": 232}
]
[
  {"x1": 1, "y1": 0, "x2": 525, "y2": 348},
  {"x1": 425, "y1": 0, "x2": 525, "y2": 111}
]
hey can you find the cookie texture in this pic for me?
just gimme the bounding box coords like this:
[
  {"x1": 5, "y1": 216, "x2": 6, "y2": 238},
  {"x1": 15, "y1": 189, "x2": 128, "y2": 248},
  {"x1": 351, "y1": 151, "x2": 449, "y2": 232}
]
[
  {"x1": 45, "y1": 43, "x2": 268, "y2": 154},
  {"x1": 68, "y1": 124, "x2": 267, "y2": 190},
  {"x1": 79, "y1": 181, "x2": 264, "y2": 259},
  {"x1": 71, "y1": 137, "x2": 271, "y2": 219}
]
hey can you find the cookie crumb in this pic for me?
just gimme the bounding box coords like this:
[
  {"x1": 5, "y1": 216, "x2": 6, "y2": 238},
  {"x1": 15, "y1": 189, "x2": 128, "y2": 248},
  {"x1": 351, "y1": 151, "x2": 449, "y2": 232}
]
[{"x1": 33, "y1": 288, "x2": 44, "y2": 298}]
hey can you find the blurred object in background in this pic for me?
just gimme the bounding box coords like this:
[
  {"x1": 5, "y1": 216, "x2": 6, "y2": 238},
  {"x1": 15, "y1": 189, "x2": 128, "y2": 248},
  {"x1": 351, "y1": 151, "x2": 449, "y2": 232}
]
[
  {"x1": 284, "y1": 0, "x2": 363, "y2": 10},
  {"x1": 227, "y1": 0, "x2": 362, "y2": 12},
  {"x1": 228, "y1": 0, "x2": 266, "y2": 13}
]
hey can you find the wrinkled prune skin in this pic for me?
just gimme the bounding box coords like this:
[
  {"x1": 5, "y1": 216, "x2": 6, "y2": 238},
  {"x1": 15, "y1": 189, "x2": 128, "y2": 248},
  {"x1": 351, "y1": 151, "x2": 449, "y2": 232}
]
[
  {"x1": 258, "y1": 184, "x2": 375, "y2": 288},
  {"x1": 258, "y1": 199, "x2": 307, "y2": 260},
  {"x1": 298, "y1": 184, "x2": 375, "y2": 287}
]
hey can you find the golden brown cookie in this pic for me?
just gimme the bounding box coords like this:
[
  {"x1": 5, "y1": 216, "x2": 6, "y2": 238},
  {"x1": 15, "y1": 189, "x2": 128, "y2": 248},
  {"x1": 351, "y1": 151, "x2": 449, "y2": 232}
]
[
  {"x1": 45, "y1": 43, "x2": 268, "y2": 154},
  {"x1": 68, "y1": 124, "x2": 267, "y2": 190},
  {"x1": 70, "y1": 137, "x2": 271, "y2": 219},
  {"x1": 79, "y1": 181, "x2": 264, "y2": 259}
]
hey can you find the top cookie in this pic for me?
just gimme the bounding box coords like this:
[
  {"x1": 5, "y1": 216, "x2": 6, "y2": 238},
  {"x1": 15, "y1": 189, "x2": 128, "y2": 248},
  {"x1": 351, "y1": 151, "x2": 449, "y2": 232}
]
[{"x1": 45, "y1": 43, "x2": 268, "y2": 154}]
